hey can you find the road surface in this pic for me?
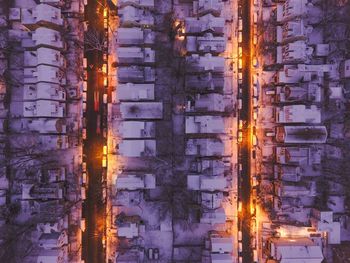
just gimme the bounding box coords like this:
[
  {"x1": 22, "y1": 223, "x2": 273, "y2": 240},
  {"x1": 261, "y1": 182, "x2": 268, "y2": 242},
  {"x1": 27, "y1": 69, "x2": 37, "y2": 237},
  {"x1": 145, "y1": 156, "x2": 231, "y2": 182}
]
[
  {"x1": 82, "y1": 0, "x2": 107, "y2": 262},
  {"x1": 238, "y1": 0, "x2": 253, "y2": 262}
]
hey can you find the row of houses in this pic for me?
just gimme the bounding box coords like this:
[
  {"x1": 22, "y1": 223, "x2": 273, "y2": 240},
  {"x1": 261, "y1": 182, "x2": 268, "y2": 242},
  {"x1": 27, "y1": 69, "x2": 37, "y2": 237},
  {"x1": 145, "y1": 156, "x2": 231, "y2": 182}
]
[
  {"x1": 182, "y1": 1, "x2": 236, "y2": 262},
  {"x1": 255, "y1": 0, "x2": 346, "y2": 261},
  {"x1": 0, "y1": 0, "x2": 84, "y2": 262},
  {"x1": 110, "y1": 0, "x2": 161, "y2": 262}
]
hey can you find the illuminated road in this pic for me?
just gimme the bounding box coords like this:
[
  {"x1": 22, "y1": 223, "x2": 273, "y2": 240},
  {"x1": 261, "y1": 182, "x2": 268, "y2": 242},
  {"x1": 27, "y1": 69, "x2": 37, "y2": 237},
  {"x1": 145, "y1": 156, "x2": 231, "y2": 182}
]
[
  {"x1": 82, "y1": 0, "x2": 107, "y2": 262},
  {"x1": 238, "y1": 0, "x2": 253, "y2": 262}
]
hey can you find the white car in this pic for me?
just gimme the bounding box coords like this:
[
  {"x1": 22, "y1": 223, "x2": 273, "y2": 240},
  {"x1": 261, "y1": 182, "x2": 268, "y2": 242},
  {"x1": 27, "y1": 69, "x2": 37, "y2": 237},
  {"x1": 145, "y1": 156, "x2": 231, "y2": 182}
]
[
  {"x1": 81, "y1": 186, "x2": 86, "y2": 200},
  {"x1": 238, "y1": 31, "x2": 243, "y2": 43},
  {"x1": 82, "y1": 172, "x2": 87, "y2": 185},
  {"x1": 238, "y1": 18, "x2": 243, "y2": 31},
  {"x1": 80, "y1": 218, "x2": 86, "y2": 232}
]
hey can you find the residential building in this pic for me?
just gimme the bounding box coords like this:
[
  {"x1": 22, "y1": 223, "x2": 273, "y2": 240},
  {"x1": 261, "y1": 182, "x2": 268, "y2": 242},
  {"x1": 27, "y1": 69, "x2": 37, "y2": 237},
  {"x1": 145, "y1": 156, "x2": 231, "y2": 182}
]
[
  {"x1": 275, "y1": 84, "x2": 321, "y2": 103},
  {"x1": 200, "y1": 207, "x2": 226, "y2": 224},
  {"x1": 118, "y1": 6, "x2": 154, "y2": 26},
  {"x1": 185, "y1": 116, "x2": 225, "y2": 134},
  {"x1": 120, "y1": 102, "x2": 162, "y2": 119},
  {"x1": 22, "y1": 183, "x2": 65, "y2": 200},
  {"x1": 117, "y1": 47, "x2": 155, "y2": 64},
  {"x1": 118, "y1": 66, "x2": 155, "y2": 83},
  {"x1": 117, "y1": 0, "x2": 154, "y2": 8},
  {"x1": 186, "y1": 53, "x2": 225, "y2": 73},
  {"x1": 21, "y1": 4, "x2": 63, "y2": 29},
  {"x1": 23, "y1": 100, "x2": 65, "y2": 118},
  {"x1": 24, "y1": 65, "x2": 66, "y2": 85},
  {"x1": 275, "y1": 146, "x2": 322, "y2": 165},
  {"x1": 267, "y1": 237, "x2": 324, "y2": 263},
  {"x1": 276, "y1": 105, "x2": 321, "y2": 124},
  {"x1": 186, "y1": 93, "x2": 225, "y2": 112},
  {"x1": 24, "y1": 83, "x2": 66, "y2": 101},
  {"x1": 115, "y1": 173, "x2": 156, "y2": 190},
  {"x1": 186, "y1": 138, "x2": 232, "y2": 156},
  {"x1": 185, "y1": 14, "x2": 225, "y2": 35},
  {"x1": 186, "y1": 33, "x2": 226, "y2": 53},
  {"x1": 118, "y1": 139, "x2": 156, "y2": 157},
  {"x1": 118, "y1": 121, "x2": 155, "y2": 138},
  {"x1": 24, "y1": 48, "x2": 66, "y2": 68},
  {"x1": 187, "y1": 174, "x2": 227, "y2": 191},
  {"x1": 116, "y1": 83, "x2": 154, "y2": 101},
  {"x1": 22, "y1": 27, "x2": 65, "y2": 50},
  {"x1": 185, "y1": 72, "x2": 224, "y2": 92},
  {"x1": 275, "y1": 125, "x2": 328, "y2": 144},
  {"x1": 276, "y1": 0, "x2": 309, "y2": 23},
  {"x1": 196, "y1": 0, "x2": 223, "y2": 16},
  {"x1": 116, "y1": 27, "x2": 155, "y2": 46}
]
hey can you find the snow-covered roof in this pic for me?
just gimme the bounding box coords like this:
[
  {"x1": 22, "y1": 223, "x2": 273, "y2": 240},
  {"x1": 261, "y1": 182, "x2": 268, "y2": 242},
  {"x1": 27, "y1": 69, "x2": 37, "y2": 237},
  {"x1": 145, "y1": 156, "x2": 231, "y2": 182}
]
[
  {"x1": 24, "y1": 48, "x2": 65, "y2": 68},
  {"x1": 117, "y1": 83, "x2": 155, "y2": 101},
  {"x1": 211, "y1": 237, "x2": 233, "y2": 253},
  {"x1": 21, "y1": 4, "x2": 63, "y2": 27},
  {"x1": 24, "y1": 65, "x2": 65, "y2": 85},
  {"x1": 116, "y1": 28, "x2": 155, "y2": 45},
  {"x1": 118, "y1": 223, "x2": 139, "y2": 238},
  {"x1": 186, "y1": 53, "x2": 225, "y2": 73},
  {"x1": 118, "y1": 66, "x2": 155, "y2": 83},
  {"x1": 278, "y1": 181, "x2": 316, "y2": 197},
  {"x1": 23, "y1": 100, "x2": 65, "y2": 118},
  {"x1": 275, "y1": 164, "x2": 302, "y2": 182},
  {"x1": 270, "y1": 237, "x2": 324, "y2": 263},
  {"x1": 39, "y1": 231, "x2": 67, "y2": 249},
  {"x1": 120, "y1": 102, "x2": 162, "y2": 119},
  {"x1": 118, "y1": 139, "x2": 156, "y2": 157},
  {"x1": 24, "y1": 83, "x2": 66, "y2": 101},
  {"x1": 201, "y1": 192, "x2": 223, "y2": 209},
  {"x1": 185, "y1": 116, "x2": 225, "y2": 133},
  {"x1": 116, "y1": 173, "x2": 156, "y2": 190},
  {"x1": 201, "y1": 207, "x2": 226, "y2": 225},
  {"x1": 187, "y1": 174, "x2": 227, "y2": 191},
  {"x1": 186, "y1": 138, "x2": 229, "y2": 157},
  {"x1": 276, "y1": 0, "x2": 308, "y2": 23},
  {"x1": 185, "y1": 72, "x2": 224, "y2": 91},
  {"x1": 211, "y1": 253, "x2": 234, "y2": 263},
  {"x1": 26, "y1": 119, "x2": 66, "y2": 134},
  {"x1": 117, "y1": 47, "x2": 155, "y2": 64},
  {"x1": 280, "y1": 41, "x2": 312, "y2": 63},
  {"x1": 276, "y1": 84, "x2": 321, "y2": 103},
  {"x1": 24, "y1": 27, "x2": 64, "y2": 50},
  {"x1": 118, "y1": 0, "x2": 154, "y2": 8},
  {"x1": 118, "y1": 6, "x2": 154, "y2": 26},
  {"x1": 276, "y1": 146, "x2": 321, "y2": 165},
  {"x1": 185, "y1": 14, "x2": 225, "y2": 34},
  {"x1": 36, "y1": 247, "x2": 68, "y2": 263},
  {"x1": 119, "y1": 121, "x2": 155, "y2": 138},
  {"x1": 197, "y1": 0, "x2": 223, "y2": 16},
  {"x1": 276, "y1": 105, "x2": 321, "y2": 124},
  {"x1": 186, "y1": 33, "x2": 226, "y2": 53},
  {"x1": 276, "y1": 126, "x2": 327, "y2": 144},
  {"x1": 187, "y1": 93, "x2": 225, "y2": 112}
]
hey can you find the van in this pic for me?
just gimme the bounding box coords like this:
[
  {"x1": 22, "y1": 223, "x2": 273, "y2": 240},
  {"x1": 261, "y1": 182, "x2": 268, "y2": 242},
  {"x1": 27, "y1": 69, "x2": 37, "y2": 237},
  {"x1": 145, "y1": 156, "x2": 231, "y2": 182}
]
[
  {"x1": 81, "y1": 186, "x2": 86, "y2": 200},
  {"x1": 238, "y1": 231, "x2": 242, "y2": 242},
  {"x1": 253, "y1": 12, "x2": 258, "y2": 24},
  {"x1": 238, "y1": 18, "x2": 243, "y2": 31},
  {"x1": 80, "y1": 218, "x2": 86, "y2": 232}
]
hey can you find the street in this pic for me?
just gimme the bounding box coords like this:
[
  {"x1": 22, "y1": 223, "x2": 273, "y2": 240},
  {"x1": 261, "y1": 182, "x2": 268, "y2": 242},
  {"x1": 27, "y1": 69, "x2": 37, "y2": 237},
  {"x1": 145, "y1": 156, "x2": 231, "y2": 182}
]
[
  {"x1": 82, "y1": 0, "x2": 107, "y2": 262},
  {"x1": 238, "y1": 0, "x2": 253, "y2": 262}
]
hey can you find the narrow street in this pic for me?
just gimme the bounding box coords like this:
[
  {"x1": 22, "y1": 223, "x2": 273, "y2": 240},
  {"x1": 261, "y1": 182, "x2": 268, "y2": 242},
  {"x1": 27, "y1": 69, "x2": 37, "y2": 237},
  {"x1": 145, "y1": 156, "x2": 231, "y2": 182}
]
[
  {"x1": 238, "y1": 0, "x2": 253, "y2": 262},
  {"x1": 82, "y1": 0, "x2": 107, "y2": 262}
]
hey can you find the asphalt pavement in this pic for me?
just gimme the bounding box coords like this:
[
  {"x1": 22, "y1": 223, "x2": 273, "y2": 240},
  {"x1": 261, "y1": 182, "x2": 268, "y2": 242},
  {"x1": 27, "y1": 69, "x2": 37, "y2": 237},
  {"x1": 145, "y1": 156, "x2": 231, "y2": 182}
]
[
  {"x1": 82, "y1": 0, "x2": 107, "y2": 262},
  {"x1": 238, "y1": 0, "x2": 253, "y2": 262}
]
